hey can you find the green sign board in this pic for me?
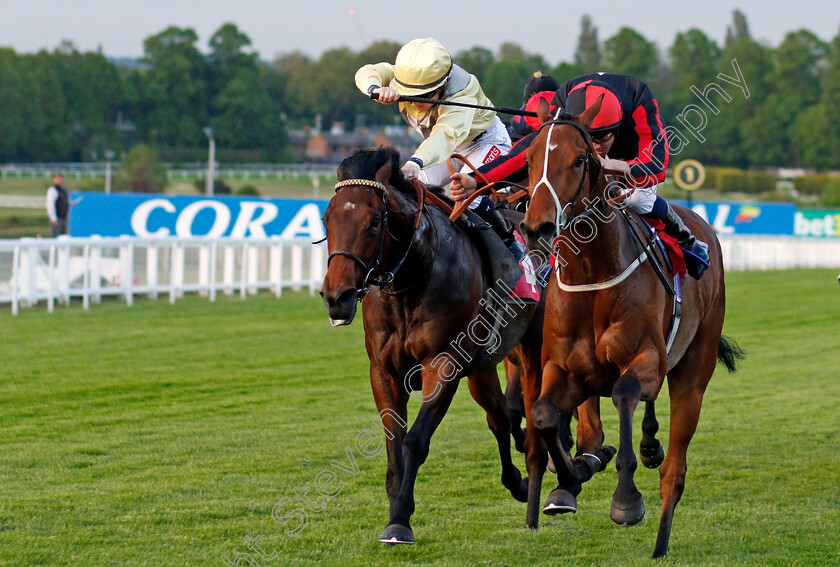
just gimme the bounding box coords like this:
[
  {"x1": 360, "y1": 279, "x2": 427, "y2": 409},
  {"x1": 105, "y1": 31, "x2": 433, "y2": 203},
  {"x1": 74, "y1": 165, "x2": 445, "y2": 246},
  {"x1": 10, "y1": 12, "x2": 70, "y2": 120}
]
[
  {"x1": 794, "y1": 210, "x2": 840, "y2": 238},
  {"x1": 673, "y1": 160, "x2": 705, "y2": 191}
]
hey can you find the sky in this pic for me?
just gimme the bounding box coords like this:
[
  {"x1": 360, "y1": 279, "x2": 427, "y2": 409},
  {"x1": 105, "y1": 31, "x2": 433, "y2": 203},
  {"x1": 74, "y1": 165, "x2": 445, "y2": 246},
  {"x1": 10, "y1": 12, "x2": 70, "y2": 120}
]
[{"x1": 0, "y1": 0, "x2": 837, "y2": 64}]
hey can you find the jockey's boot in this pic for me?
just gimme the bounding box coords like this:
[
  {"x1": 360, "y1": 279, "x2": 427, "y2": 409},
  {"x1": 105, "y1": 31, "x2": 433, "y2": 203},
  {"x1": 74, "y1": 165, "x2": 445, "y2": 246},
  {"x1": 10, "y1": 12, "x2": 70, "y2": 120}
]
[
  {"x1": 489, "y1": 209, "x2": 526, "y2": 263},
  {"x1": 662, "y1": 204, "x2": 710, "y2": 279}
]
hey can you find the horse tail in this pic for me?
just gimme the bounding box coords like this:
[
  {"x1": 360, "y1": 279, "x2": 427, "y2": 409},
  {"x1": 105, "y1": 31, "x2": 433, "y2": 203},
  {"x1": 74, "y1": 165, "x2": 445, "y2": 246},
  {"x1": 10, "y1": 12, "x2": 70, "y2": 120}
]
[{"x1": 717, "y1": 335, "x2": 745, "y2": 373}]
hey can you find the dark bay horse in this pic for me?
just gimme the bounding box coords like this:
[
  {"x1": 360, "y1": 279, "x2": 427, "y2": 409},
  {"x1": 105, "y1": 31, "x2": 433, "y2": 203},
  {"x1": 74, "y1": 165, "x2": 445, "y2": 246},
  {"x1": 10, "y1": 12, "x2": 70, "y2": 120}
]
[
  {"x1": 320, "y1": 147, "x2": 545, "y2": 545},
  {"x1": 518, "y1": 99, "x2": 743, "y2": 558}
]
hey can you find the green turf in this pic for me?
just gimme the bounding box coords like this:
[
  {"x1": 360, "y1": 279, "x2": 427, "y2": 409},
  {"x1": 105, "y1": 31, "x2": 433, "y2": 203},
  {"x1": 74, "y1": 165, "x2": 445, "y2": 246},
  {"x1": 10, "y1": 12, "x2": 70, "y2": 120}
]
[{"x1": 0, "y1": 269, "x2": 838, "y2": 566}]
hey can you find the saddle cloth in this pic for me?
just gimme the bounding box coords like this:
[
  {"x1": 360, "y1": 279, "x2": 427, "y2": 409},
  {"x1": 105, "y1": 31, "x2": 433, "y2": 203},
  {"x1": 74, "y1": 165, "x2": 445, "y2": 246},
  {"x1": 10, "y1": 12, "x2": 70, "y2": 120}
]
[
  {"x1": 642, "y1": 218, "x2": 687, "y2": 277},
  {"x1": 507, "y1": 232, "x2": 540, "y2": 302}
]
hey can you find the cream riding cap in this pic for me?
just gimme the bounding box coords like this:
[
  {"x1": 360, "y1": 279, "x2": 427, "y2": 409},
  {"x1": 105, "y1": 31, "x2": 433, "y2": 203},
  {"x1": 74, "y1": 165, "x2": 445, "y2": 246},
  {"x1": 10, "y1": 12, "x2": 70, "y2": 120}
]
[{"x1": 391, "y1": 38, "x2": 453, "y2": 96}]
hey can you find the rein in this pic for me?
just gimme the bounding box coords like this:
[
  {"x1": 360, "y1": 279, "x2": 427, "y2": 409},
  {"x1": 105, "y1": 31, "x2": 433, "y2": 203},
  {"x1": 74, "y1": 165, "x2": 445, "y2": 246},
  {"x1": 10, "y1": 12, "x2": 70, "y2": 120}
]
[{"x1": 328, "y1": 177, "x2": 425, "y2": 299}]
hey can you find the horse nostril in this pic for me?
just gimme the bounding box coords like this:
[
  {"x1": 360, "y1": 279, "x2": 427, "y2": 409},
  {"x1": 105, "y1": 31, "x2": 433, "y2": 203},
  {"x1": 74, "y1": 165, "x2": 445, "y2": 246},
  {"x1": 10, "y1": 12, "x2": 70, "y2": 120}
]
[
  {"x1": 335, "y1": 288, "x2": 357, "y2": 309},
  {"x1": 537, "y1": 222, "x2": 556, "y2": 243}
]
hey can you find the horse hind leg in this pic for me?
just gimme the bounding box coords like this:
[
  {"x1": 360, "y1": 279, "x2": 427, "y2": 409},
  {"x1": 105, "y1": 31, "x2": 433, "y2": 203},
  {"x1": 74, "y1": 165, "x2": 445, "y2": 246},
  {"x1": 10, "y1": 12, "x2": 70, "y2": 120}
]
[
  {"x1": 503, "y1": 358, "x2": 527, "y2": 454},
  {"x1": 640, "y1": 400, "x2": 666, "y2": 469},
  {"x1": 575, "y1": 396, "x2": 617, "y2": 472},
  {"x1": 652, "y1": 337, "x2": 717, "y2": 558},
  {"x1": 469, "y1": 367, "x2": 528, "y2": 502}
]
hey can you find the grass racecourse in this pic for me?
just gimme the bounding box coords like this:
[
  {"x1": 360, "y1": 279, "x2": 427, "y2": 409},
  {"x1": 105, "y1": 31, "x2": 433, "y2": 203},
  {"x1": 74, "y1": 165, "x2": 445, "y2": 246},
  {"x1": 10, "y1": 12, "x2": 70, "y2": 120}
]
[{"x1": 1, "y1": 268, "x2": 838, "y2": 566}]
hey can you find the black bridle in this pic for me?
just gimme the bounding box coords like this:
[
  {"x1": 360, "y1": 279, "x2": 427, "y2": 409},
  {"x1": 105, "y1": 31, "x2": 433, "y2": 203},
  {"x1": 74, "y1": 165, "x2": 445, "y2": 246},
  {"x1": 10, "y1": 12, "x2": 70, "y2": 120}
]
[
  {"x1": 533, "y1": 117, "x2": 602, "y2": 234},
  {"x1": 326, "y1": 178, "x2": 420, "y2": 299}
]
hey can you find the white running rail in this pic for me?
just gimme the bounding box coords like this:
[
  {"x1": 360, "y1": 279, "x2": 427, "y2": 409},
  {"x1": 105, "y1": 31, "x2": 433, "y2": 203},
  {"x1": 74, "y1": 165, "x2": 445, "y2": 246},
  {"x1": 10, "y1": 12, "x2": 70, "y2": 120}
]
[
  {"x1": 0, "y1": 235, "x2": 327, "y2": 314},
  {"x1": 0, "y1": 234, "x2": 837, "y2": 314}
]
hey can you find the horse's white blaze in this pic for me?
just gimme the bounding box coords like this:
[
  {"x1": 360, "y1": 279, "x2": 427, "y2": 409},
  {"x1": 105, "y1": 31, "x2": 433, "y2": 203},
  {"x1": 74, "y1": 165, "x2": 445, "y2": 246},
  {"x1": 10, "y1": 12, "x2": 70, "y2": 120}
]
[
  {"x1": 343, "y1": 202, "x2": 357, "y2": 210},
  {"x1": 532, "y1": 123, "x2": 570, "y2": 239}
]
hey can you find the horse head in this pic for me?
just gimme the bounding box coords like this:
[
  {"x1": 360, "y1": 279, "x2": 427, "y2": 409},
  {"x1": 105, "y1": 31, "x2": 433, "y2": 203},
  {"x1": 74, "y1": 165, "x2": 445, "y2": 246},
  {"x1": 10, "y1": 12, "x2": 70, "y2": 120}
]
[
  {"x1": 320, "y1": 148, "x2": 403, "y2": 326},
  {"x1": 520, "y1": 96, "x2": 604, "y2": 254}
]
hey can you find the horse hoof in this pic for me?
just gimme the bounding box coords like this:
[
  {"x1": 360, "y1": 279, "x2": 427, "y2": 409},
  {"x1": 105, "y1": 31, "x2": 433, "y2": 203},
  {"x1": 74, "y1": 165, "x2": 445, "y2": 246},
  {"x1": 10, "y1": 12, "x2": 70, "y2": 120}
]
[
  {"x1": 542, "y1": 487, "x2": 577, "y2": 515},
  {"x1": 547, "y1": 456, "x2": 556, "y2": 474},
  {"x1": 378, "y1": 523, "x2": 415, "y2": 545},
  {"x1": 640, "y1": 443, "x2": 665, "y2": 469},
  {"x1": 610, "y1": 494, "x2": 646, "y2": 526}
]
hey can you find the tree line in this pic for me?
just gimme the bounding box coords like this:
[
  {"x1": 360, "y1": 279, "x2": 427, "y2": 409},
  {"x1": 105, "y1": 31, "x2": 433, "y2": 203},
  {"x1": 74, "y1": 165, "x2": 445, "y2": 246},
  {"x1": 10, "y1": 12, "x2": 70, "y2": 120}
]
[{"x1": 1, "y1": 10, "x2": 838, "y2": 170}]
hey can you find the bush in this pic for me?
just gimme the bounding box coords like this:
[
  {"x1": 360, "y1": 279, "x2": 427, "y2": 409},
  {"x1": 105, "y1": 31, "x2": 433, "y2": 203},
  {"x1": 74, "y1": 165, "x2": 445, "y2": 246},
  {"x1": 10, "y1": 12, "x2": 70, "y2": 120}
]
[
  {"x1": 819, "y1": 178, "x2": 840, "y2": 207},
  {"x1": 716, "y1": 169, "x2": 777, "y2": 194},
  {"x1": 114, "y1": 145, "x2": 167, "y2": 193},
  {"x1": 235, "y1": 184, "x2": 260, "y2": 196},
  {"x1": 793, "y1": 174, "x2": 838, "y2": 196},
  {"x1": 193, "y1": 177, "x2": 232, "y2": 195}
]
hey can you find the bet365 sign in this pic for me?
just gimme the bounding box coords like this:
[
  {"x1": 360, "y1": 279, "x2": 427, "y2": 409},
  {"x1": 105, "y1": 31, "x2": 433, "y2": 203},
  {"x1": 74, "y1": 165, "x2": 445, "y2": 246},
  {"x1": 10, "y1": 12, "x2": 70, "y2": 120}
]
[{"x1": 794, "y1": 210, "x2": 840, "y2": 238}]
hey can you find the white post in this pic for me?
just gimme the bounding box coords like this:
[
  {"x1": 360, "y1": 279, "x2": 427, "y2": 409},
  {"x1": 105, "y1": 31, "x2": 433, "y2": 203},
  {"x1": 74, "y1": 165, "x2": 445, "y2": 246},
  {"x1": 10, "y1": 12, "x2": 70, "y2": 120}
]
[
  {"x1": 11, "y1": 245, "x2": 20, "y2": 315},
  {"x1": 82, "y1": 244, "x2": 90, "y2": 311},
  {"x1": 104, "y1": 151, "x2": 114, "y2": 194},
  {"x1": 223, "y1": 245, "x2": 235, "y2": 295},
  {"x1": 271, "y1": 240, "x2": 282, "y2": 298},
  {"x1": 199, "y1": 246, "x2": 210, "y2": 296},
  {"x1": 310, "y1": 245, "x2": 324, "y2": 296},
  {"x1": 248, "y1": 246, "x2": 259, "y2": 294},
  {"x1": 209, "y1": 241, "x2": 218, "y2": 302},
  {"x1": 120, "y1": 238, "x2": 134, "y2": 306},
  {"x1": 240, "y1": 243, "x2": 248, "y2": 299},
  {"x1": 147, "y1": 245, "x2": 159, "y2": 299},
  {"x1": 91, "y1": 236, "x2": 102, "y2": 304},
  {"x1": 291, "y1": 245, "x2": 303, "y2": 291},
  {"x1": 169, "y1": 242, "x2": 179, "y2": 305},
  {"x1": 204, "y1": 127, "x2": 216, "y2": 196},
  {"x1": 47, "y1": 245, "x2": 56, "y2": 313}
]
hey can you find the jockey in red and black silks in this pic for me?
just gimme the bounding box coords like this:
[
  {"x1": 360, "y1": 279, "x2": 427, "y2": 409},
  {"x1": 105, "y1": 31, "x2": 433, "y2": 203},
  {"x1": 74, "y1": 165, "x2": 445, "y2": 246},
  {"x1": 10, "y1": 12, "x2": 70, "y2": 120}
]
[{"x1": 451, "y1": 72, "x2": 711, "y2": 279}]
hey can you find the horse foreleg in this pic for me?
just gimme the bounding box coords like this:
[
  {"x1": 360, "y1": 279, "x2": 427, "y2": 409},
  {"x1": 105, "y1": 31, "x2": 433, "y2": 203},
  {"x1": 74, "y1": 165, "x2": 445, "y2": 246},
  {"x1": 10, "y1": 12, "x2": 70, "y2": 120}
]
[
  {"x1": 370, "y1": 367, "x2": 408, "y2": 519},
  {"x1": 610, "y1": 371, "x2": 646, "y2": 526},
  {"x1": 379, "y1": 377, "x2": 458, "y2": 545},
  {"x1": 532, "y1": 362, "x2": 602, "y2": 515},
  {"x1": 468, "y1": 367, "x2": 528, "y2": 502}
]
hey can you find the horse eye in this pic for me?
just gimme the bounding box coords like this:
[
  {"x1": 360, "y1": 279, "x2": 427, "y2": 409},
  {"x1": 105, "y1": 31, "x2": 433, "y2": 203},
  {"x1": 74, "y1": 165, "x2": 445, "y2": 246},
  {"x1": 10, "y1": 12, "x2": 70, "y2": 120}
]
[
  {"x1": 575, "y1": 155, "x2": 586, "y2": 167},
  {"x1": 368, "y1": 216, "x2": 381, "y2": 231}
]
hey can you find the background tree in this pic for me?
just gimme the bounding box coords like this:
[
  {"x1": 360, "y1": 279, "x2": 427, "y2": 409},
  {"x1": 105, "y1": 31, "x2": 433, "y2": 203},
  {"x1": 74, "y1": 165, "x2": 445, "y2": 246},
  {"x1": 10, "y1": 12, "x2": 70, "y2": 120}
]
[
  {"x1": 208, "y1": 23, "x2": 258, "y2": 93},
  {"x1": 602, "y1": 27, "x2": 659, "y2": 79},
  {"x1": 574, "y1": 14, "x2": 601, "y2": 74},
  {"x1": 139, "y1": 27, "x2": 210, "y2": 151},
  {"x1": 114, "y1": 144, "x2": 167, "y2": 193},
  {"x1": 454, "y1": 46, "x2": 494, "y2": 83},
  {"x1": 0, "y1": 48, "x2": 28, "y2": 161}
]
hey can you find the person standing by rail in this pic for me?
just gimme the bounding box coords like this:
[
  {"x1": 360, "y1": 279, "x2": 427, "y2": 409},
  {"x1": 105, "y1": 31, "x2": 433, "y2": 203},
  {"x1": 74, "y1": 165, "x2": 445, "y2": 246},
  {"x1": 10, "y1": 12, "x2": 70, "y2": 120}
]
[{"x1": 46, "y1": 173, "x2": 69, "y2": 237}]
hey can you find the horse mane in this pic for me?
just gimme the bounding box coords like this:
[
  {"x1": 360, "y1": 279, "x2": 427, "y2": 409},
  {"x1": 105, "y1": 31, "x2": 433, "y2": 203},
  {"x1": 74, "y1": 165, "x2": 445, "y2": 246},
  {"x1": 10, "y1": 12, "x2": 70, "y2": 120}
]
[{"x1": 338, "y1": 146, "x2": 453, "y2": 205}]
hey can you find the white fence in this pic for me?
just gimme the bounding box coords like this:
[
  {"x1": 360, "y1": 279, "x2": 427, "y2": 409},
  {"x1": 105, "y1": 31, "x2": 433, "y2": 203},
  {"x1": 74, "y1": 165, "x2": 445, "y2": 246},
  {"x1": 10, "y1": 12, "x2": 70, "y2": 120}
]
[
  {"x1": 718, "y1": 235, "x2": 840, "y2": 271},
  {"x1": 0, "y1": 235, "x2": 837, "y2": 314},
  {"x1": 0, "y1": 236, "x2": 327, "y2": 314}
]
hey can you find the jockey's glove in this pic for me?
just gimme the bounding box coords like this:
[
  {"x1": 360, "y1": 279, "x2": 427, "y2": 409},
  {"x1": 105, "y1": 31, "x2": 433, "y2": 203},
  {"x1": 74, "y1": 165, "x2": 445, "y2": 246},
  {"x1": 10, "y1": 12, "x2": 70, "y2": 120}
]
[{"x1": 401, "y1": 160, "x2": 421, "y2": 181}]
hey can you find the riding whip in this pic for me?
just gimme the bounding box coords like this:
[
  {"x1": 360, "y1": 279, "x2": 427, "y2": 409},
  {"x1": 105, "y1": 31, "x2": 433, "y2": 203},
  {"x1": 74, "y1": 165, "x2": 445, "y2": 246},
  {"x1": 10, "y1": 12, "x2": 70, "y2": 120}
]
[{"x1": 369, "y1": 91, "x2": 538, "y2": 117}]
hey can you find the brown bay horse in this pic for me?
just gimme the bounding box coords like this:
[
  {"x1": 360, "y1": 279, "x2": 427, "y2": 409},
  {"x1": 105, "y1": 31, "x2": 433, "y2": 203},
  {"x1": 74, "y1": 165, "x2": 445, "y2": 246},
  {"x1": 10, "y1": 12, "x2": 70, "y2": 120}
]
[
  {"x1": 518, "y1": 99, "x2": 743, "y2": 558},
  {"x1": 320, "y1": 147, "x2": 553, "y2": 545}
]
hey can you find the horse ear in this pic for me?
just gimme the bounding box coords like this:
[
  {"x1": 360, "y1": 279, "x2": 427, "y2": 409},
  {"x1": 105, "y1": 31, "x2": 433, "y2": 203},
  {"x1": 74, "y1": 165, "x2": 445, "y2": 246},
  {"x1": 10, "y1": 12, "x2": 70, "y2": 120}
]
[
  {"x1": 374, "y1": 159, "x2": 392, "y2": 185},
  {"x1": 575, "y1": 94, "x2": 604, "y2": 130},
  {"x1": 537, "y1": 97, "x2": 551, "y2": 125}
]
